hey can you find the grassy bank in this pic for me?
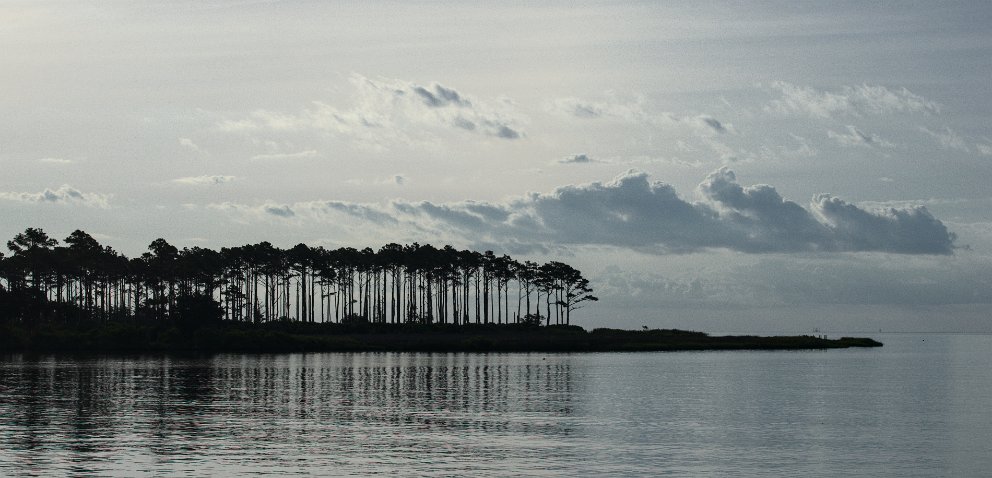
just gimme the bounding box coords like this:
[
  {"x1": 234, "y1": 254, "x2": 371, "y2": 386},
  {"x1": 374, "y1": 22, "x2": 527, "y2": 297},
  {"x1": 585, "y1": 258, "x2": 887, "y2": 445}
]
[{"x1": 0, "y1": 320, "x2": 882, "y2": 353}]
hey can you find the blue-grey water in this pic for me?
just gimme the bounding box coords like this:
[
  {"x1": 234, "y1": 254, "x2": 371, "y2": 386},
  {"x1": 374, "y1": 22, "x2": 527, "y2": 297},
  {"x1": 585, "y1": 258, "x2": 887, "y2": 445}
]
[{"x1": 1, "y1": 334, "x2": 991, "y2": 477}]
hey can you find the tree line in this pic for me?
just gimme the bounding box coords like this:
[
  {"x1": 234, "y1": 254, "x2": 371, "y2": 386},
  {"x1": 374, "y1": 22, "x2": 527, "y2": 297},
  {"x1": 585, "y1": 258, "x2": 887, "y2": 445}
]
[{"x1": 0, "y1": 227, "x2": 597, "y2": 327}]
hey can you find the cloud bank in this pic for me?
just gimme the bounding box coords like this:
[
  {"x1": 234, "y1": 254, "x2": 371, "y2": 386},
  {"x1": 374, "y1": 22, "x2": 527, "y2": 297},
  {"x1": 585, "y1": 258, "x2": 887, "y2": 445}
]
[
  {"x1": 0, "y1": 185, "x2": 111, "y2": 208},
  {"x1": 210, "y1": 169, "x2": 956, "y2": 255}
]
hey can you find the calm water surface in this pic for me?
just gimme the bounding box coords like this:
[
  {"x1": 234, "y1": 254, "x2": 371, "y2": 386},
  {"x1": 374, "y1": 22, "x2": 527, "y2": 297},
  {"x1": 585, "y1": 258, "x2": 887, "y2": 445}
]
[{"x1": 1, "y1": 334, "x2": 991, "y2": 476}]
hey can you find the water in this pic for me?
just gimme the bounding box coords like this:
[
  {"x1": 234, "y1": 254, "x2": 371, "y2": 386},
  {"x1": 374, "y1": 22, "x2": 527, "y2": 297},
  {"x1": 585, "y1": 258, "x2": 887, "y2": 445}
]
[{"x1": 1, "y1": 334, "x2": 990, "y2": 477}]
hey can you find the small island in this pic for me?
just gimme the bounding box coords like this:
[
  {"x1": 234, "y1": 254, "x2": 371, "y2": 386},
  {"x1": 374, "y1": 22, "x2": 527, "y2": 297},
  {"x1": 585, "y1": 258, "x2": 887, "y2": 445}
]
[{"x1": 1, "y1": 228, "x2": 881, "y2": 353}]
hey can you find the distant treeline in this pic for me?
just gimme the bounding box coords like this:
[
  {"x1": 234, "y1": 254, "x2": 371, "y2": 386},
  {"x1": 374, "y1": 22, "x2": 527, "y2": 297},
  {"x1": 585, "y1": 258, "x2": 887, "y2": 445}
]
[{"x1": 0, "y1": 228, "x2": 596, "y2": 326}]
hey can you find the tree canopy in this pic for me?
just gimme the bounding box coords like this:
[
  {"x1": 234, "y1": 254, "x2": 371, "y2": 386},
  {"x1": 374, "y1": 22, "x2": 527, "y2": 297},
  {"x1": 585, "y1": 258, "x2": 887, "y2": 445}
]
[{"x1": 0, "y1": 228, "x2": 596, "y2": 327}]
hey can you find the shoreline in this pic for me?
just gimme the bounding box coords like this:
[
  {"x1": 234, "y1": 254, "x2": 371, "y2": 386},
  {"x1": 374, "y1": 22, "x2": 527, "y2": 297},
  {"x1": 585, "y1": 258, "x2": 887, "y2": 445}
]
[{"x1": 0, "y1": 322, "x2": 883, "y2": 353}]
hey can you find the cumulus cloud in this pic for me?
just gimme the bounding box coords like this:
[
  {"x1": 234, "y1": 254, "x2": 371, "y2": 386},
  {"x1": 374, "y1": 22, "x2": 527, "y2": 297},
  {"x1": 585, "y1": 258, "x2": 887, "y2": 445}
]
[
  {"x1": 206, "y1": 169, "x2": 956, "y2": 255},
  {"x1": 810, "y1": 193, "x2": 955, "y2": 254},
  {"x1": 549, "y1": 97, "x2": 731, "y2": 137},
  {"x1": 827, "y1": 125, "x2": 894, "y2": 148},
  {"x1": 219, "y1": 75, "x2": 524, "y2": 145},
  {"x1": 0, "y1": 185, "x2": 111, "y2": 208},
  {"x1": 766, "y1": 81, "x2": 940, "y2": 118},
  {"x1": 172, "y1": 175, "x2": 238, "y2": 185},
  {"x1": 920, "y1": 126, "x2": 970, "y2": 153}
]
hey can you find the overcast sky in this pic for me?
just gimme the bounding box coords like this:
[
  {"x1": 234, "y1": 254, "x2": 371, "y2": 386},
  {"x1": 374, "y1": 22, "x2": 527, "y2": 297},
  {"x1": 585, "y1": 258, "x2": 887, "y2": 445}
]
[{"x1": 3, "y1": 1, "x2": 991, "y2": 332}]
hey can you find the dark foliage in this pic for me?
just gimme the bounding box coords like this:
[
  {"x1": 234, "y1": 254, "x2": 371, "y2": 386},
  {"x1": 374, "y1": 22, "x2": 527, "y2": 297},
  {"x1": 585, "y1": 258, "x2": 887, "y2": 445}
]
[{"x1": 0, "y1": 228, "x2": 596, "y2": 332}]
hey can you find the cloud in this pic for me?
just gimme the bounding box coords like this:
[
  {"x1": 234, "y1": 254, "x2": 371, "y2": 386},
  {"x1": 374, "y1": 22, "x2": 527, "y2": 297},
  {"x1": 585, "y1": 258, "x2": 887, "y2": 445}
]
[
  {"x1": 37, "y1": 157, "x2": 74, "y2": 164},
  {"x1": 779, "y1": 133, "x2": 818, "y2": 158},
  {"x1": 345, "y1": 174, "x2": 407, "y2": 186},
  {"x1": 264, "y1": 204, "x2": 295, "y2": 217},
  {"x1": 250, "y1": 150, "x2": 318, "y2": 161},
  {"x1": 208, "y1": 199, "x2": 399, "y2": 227},
  {"x1": 219, "y1": 75, "x2": 524, "y2": 145},
  {"x1": 206, "y1": 201, "x2": 295, "y2": 222},
  {"x1": 920, "y1": 126, "x2": 970, "y2": 153},
  {"x1": 172, "y1": 175, "x2": 238, "y2": 185},
  {"x1": 977, "y1": 143, "x2": 992, "y2": 156},
  {"x1": 178, "y1": 137, "x2": 202, "y2": 152},
  {"x1": 810, "y1": 193, "x2": 955, "y2": 254},
  {"x1": 205, "y1": 169, "x2": 956, "y2": 255},
  {"x1": 549, "y1": 97, "x2": 731, "y2": 137},
  {"x1": 557, "y1": 153, "x2": 596, "y2": 164},
  {"x1": 0, "y1": 185, "x2": 111, "y2": 208},
  {"x1": 766, "y1": 81, "x2": 940, "y2": 118},
  {"x1": 412, "y1": 84, "x2": 471, "y2": 108},
  {"x1": 827, "y1": 125, "x2": 894, "y2": 148}
]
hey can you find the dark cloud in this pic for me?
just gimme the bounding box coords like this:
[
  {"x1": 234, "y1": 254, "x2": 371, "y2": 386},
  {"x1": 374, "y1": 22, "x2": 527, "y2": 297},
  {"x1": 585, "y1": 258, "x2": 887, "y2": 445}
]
[
  {"x1": 564, "y1": 101, "x2": 603, "y2": 118},
  {"x1": 264, "y1": 205, "x2": 295, "y2": 217},
  {"x1": 495, "y1": 125, "x2": 521, "y2": 139},
  {"x1": 0, "y1": 185, "x2": 111, "y2": 208},
  {"x1": 382, "y1": 169, "x2": 956, "y2": 255},
  {"x1": 324, "y1": 201, "x2": 398, "y2": 225},
  {"x1": 216, "y1": 170, "x2": 956, "y2": 256},
  {"x1": 452, "y1": 116, "x2": 476, "y2": 131},
  {"x1": 701, "y1": 116, "x2": 726, "y2": 133},
  {"x1": 558, "y1": 154, "x2": 594, "y2": 164},
  {"x1": 413, "y1": 83, "x2": 472, "y2": 108},
  {"x1": 812, "y1": 194, "x2": 956, "y2": 254},
  {"x1": 697, "y1": 168, "x2": 831, "y2": 251}
]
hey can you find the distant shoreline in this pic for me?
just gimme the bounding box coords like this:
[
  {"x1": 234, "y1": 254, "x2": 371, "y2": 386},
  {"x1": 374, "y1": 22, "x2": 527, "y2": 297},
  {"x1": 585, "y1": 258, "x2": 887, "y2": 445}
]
[{"x1": 0, "y1": 322, "x2": 882, "y2": 353}]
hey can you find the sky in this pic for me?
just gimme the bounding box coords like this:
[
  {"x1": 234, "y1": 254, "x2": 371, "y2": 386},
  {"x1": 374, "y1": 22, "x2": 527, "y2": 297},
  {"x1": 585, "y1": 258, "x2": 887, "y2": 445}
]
[{"x1": 2, "y1": 1, "x2": 992, "y2": 333}]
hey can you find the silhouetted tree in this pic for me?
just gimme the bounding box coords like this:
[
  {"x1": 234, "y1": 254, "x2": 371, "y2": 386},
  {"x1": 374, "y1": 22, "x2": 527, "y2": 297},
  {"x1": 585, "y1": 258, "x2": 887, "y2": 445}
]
[{"x1": 0, "y1": 227, "x2": 598, "y2": 329}]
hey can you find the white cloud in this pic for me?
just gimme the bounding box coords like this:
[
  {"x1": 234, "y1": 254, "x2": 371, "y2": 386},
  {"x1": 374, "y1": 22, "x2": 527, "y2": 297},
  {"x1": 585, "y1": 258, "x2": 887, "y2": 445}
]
[
  {"x1": 766, "y1": 81, "x2": 940, "y2": 118},
  {"x1": 36, "y1": 157, "x2": 74, "y2": 164},
  {"x1": 172, "y1": 175, "x2": 238, "y2": 185},
  {"x1": 557, "y1": 153, "x2": 596, "y2": 164},
  {"x1": 0, "y1": 185, "x2": 111, "y2": 208},
  {"x1": 178, "y1": 137, "x2": 202, "y2": 152},
  {"x1": 345, "y1": 174, "x2": 407, "y2": 186},
  {"x1": 977, "y1": 143, "x2": 992, "y2": 156},
  {"x1": 548, "y1": 96, "x2": 731, "y2": 137},
  {"x1": 827, "y1": 125, "x2": 894, "y2": 148},
  {"x1": 780, "y1": 134, "x2": 818, "y2": 157},
  {"x1": 920, "y1": 126, "x2": 970, "y2": 153},
  {"x1": 250, "y1": 150, "x2": 318, "y2": 161},
  {"x1": 219, "y1": 75, "x2": 524, "y2": 147}
]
